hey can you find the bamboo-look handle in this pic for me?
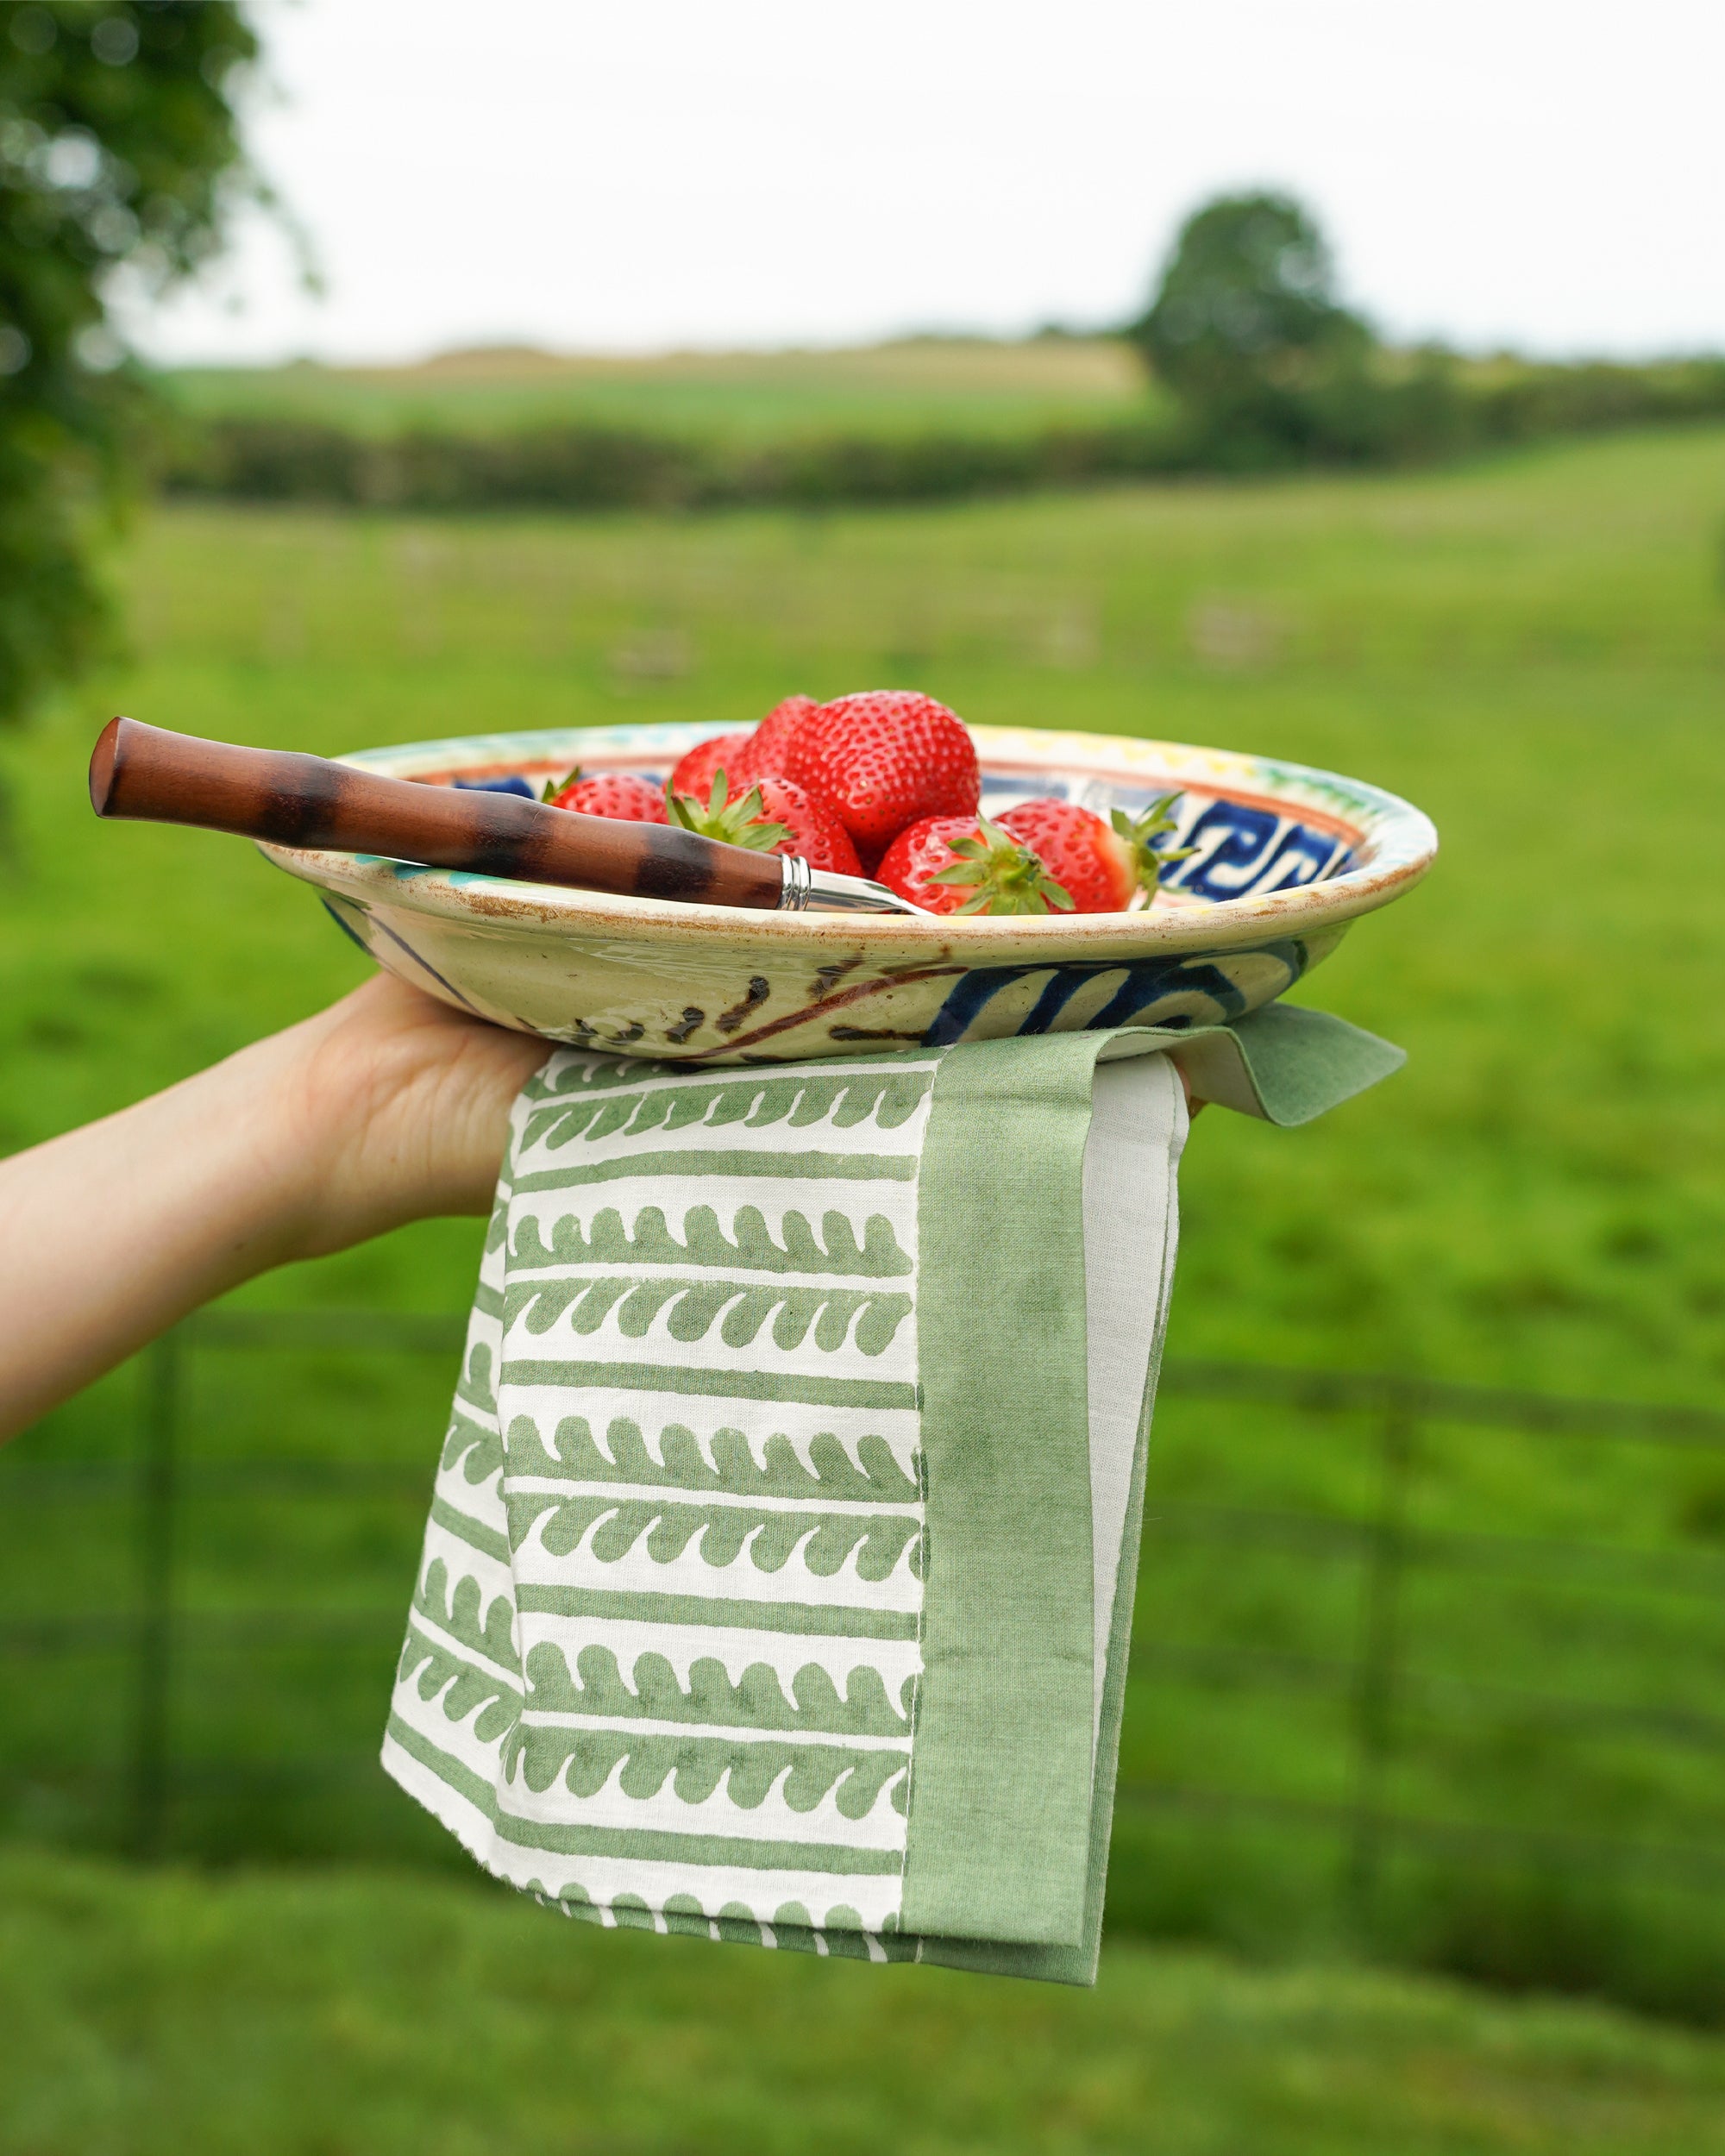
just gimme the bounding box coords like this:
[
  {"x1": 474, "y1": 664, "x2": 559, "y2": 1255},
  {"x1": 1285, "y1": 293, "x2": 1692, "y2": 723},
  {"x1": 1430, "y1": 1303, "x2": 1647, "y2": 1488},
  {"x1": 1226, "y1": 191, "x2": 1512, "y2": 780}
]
[{"x1": 88, "y1": 718, "x2": 787, "y2": 911}]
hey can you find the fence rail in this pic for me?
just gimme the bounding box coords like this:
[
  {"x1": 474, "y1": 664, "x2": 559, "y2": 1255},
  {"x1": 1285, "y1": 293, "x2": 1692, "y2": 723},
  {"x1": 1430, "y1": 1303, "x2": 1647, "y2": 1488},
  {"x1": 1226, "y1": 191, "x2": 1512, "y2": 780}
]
[
  {"x1": 1158, "y1": 1357, "x2": 1725, "y2": 1445},
  {"x1": 3, "y1": 1309, "x2": 1722, "y2": 1916}
]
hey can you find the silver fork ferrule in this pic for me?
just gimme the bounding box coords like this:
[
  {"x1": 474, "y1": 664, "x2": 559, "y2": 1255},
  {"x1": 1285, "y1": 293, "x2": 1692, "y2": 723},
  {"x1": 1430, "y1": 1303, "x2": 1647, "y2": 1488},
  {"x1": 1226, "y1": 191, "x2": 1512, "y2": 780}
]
[{"x1": 777, "y1": 852, "x2": 814, "y2": 911}]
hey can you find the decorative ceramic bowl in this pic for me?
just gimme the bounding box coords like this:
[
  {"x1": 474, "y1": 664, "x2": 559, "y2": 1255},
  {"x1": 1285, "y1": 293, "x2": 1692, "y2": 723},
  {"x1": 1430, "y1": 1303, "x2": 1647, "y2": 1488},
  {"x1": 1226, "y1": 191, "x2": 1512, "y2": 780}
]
[{"x1": 260, "y1": 724, "x2": 1435, "y2": 1063}]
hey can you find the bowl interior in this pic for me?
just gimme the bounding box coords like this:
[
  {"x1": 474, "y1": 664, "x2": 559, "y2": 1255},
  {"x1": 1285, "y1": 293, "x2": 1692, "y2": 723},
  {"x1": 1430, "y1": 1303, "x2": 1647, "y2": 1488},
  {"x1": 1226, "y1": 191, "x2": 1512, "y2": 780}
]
[{"x1": 353, "y1": 721, "x2": 1425, "y2": 914}]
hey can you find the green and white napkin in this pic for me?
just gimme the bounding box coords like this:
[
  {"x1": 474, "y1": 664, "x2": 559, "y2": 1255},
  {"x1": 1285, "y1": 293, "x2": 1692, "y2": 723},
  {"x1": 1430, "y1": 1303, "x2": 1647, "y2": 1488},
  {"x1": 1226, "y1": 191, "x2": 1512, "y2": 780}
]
[{"x1": 383, "y1": 1007, "x2": 1400, "y2": 1984}]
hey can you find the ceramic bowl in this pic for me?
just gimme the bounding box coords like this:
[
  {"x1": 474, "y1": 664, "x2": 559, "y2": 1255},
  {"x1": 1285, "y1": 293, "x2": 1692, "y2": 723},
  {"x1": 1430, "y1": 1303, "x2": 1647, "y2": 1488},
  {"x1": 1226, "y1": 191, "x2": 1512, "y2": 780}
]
[{"x1": 259, "y1": 724, "x2": 1435, "y2": 1062}]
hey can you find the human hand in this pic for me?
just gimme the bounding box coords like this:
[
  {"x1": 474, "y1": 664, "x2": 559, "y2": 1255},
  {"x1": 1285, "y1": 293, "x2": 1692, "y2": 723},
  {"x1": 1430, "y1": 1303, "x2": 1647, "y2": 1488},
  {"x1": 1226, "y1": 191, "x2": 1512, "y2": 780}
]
[{"x1": 264, "y1": 975, "x2": 550, "y2": 1263}]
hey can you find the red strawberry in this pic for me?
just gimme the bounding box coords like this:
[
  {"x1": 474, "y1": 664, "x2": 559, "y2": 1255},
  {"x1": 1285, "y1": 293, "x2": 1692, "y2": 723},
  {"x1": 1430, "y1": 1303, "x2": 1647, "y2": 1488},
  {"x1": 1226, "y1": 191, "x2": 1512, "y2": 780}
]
[
  {"x1": 664, "y1": 697, "x2": 815, "y2": 805},
  {"x1": 996, "y1": 795, "x2": 1189, "y2": 912},
  {"x1": 669, "y1": 771, "x2": 862, "y2": 876},
  {"x1": 875, "y1": 813, "x2": 1073, "y2": 918},
  {"x1": 543, "y1": 768, "x2": 669, "y2": 824},
  {"x1": 785, "y1": 691, "x2": 979, "y2": 860},
  {"x1": 730, "y1": 693, "x2": 819, "y2": 783},
  {"x1": 668, "y1": 732, "x2": 749, "y2": 803}
]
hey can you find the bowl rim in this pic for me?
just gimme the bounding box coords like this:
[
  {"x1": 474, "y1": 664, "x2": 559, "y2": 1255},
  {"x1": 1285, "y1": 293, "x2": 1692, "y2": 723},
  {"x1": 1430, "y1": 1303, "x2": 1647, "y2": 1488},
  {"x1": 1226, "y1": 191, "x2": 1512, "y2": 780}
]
[{"x1": 258, "y1": 721, "x2": 1437, "y2": 956}]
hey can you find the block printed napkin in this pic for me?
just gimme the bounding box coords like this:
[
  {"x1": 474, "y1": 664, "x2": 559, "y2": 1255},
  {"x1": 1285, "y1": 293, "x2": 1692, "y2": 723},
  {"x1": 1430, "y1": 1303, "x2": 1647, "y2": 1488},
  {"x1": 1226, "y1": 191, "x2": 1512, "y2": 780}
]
[{"x1": 382, "y1": 1010, "x2": 1401, "y2": 1984}]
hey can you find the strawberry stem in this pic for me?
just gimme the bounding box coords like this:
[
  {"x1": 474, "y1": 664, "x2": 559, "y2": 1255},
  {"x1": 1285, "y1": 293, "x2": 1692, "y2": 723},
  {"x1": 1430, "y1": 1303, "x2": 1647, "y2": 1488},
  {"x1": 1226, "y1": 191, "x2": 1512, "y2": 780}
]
[
  {"x1": 931, "y1": 818, "x2": 1076, "y2": 916},
  {"x1": 1110, "y1": 793, "x2": 1195, "y2": 898},
  {"x1": 668, "y1": 771, "x2": 794, "y2": 854}
]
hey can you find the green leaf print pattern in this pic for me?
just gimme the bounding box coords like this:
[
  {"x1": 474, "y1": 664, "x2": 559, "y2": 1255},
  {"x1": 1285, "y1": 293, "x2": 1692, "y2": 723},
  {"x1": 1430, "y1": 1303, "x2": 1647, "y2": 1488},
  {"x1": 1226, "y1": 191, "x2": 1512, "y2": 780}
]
[
  {"x1": 512, "y1": 1200, "x2": 913, "y2": 1278},
  {"x1": 505, "y1": 1412, "x2": 919, "y2": 1507},
  {"x1": 509, "y1": 1274, "x2": 913, "y2": 1356},
  {"x1": 505, "y1": 1489, "x2": 923, "y2": 1580},
  {"x1": 381, "y1": 1049, "x2": 938, "y2": 1951},
  {"x1": 507, "y1": 1725, "x2": 908, "y2": 1818},
  {"x1": 523, "y1": 1063, "x2": 934, "y2": 1150},
  {"x1": 523, "y1": 1639, "x2": 914, "y2": 1737}
]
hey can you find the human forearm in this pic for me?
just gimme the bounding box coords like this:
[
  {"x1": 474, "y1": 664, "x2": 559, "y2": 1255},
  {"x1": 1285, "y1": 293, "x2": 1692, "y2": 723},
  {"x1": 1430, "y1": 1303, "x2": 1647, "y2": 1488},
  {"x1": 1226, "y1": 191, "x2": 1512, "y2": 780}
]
[
  {"x1": 0, "y1": 977, "x2": 549, "y2": 1444},
  {"x1": 0, "y1": 1038, "x2": 315, "y2": 1440}
]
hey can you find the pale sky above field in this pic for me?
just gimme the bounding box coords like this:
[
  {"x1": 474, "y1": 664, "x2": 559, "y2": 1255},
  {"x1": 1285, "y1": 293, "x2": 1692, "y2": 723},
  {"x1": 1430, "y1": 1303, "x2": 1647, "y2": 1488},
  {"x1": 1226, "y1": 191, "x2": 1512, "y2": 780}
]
[{"x1": 129, "y1": 0, "x2": 1725, "y2": 366}]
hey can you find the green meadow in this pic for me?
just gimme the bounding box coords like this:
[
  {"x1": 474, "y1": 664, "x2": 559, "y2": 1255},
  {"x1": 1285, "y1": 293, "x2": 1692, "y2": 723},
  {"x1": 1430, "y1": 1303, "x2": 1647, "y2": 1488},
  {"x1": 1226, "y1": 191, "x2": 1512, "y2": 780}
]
[
  {"x1": 159, "y1": 335, "x2": 1159, "y2": 445},
  {"x1": 6, "y1": 424, "x2": 1719, "y2": 1395},
  {"x1": 3, "y1": 428, "x2": 1723, "y2": 2027},
  {"x1": 11, "y1": 1848, "x2": 1725, "y2": 2156}
]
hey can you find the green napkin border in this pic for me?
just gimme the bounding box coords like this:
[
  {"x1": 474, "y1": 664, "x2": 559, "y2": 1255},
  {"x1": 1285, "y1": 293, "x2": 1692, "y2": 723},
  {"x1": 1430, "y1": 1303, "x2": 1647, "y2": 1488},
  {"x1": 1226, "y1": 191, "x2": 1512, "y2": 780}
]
[
  {"x1": 902, "y1": 1008, "x2": 1404, "y2": 1980},
  {"x1": 904, "y1": 1031, "x2": 1111, "y2": 1950},
  {"x1": 1159, "y1": 1002, "x2": 1405, "y2": 1126}
]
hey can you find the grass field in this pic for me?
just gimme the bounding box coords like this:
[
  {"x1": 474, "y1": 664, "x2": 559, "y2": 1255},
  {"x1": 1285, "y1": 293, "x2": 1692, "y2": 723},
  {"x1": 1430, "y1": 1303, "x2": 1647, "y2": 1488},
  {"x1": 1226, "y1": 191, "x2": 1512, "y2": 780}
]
[
  {"x1": 12, "y1": 1849, "x2": 1725, "y2": 2156},
  {"x1": 7, "y1": 425, "x2": 1719, "y2": 1395},
  {"x1": 159, "y1": 335, "x2": 1161, "y2": 444},
  {"x1": 3, "y1": 429, "x2": 1723, "y2": 2015}
]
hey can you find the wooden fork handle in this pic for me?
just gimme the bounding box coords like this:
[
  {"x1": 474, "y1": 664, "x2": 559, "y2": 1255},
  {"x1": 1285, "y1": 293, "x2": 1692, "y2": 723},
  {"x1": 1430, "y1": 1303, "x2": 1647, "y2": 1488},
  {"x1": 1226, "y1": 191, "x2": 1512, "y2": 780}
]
[{"x1": 88, "y1": 717, "x2": 787, "y2": 910}]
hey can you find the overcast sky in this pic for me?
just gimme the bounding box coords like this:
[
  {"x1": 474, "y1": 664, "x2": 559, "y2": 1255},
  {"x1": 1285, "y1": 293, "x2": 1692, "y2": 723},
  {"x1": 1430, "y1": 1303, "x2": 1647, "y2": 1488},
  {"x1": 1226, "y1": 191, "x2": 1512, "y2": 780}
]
[{"x1": 129, "y1": 0, "x2": 1725, "y2": 367}]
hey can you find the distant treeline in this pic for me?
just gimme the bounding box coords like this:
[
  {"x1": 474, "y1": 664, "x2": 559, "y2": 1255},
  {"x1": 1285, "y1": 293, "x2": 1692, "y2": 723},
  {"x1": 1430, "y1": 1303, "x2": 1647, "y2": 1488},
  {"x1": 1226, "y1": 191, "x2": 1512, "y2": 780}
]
[{"x1": 157, "y1": 356, "x2": 1725, "y2": 514}]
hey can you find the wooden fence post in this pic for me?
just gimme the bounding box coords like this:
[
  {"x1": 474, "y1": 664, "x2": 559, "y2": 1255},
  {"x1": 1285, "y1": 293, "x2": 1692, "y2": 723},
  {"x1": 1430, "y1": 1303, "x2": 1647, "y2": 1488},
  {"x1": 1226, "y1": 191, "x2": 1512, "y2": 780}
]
[
  {"x1": 130, "y1": 1330, "x2": 180, "y2": 1858},
  {"x1": 1346, "y1": 1405, "x2": 1414, "y2": 1934}
]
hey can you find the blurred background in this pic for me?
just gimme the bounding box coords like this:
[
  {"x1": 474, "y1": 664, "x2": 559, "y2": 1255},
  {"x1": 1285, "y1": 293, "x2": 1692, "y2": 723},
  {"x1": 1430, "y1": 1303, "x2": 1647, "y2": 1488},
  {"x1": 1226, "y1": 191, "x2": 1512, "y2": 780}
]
[{"x1": 3, "y1": 3, "x2": 1724, "y2": 2150}]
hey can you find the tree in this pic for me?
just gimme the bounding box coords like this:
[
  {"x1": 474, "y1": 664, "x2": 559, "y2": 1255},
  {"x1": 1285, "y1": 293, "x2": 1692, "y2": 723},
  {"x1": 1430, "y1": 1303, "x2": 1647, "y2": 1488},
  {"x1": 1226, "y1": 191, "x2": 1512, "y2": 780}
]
[
  {"x1": 1127, "y1": 191, "x2": 1377, "y2": 467},
  {"x1": 0, "y1": 1, "x2": 258, "y2": 723}
]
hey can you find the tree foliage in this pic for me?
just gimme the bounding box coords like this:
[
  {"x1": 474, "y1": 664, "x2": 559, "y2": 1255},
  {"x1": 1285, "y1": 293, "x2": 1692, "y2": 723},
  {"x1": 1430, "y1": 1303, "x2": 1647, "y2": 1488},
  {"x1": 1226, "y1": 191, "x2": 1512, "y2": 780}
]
[
  {"x1": 1128, "y1": 191, "x2": 1381, "y2": 467},
  {"x1": 0, "y1": 1, "x2": 256, "y2": 722}
]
